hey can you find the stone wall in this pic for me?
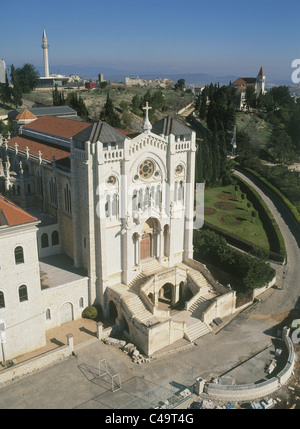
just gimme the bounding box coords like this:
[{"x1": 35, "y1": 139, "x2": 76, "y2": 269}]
[
  {"x1": 0, "y1": 335, "x2": 74, "y2": 389},
  {"x1": 42, "y1": 277, "x2": 89, "y2": 330}
]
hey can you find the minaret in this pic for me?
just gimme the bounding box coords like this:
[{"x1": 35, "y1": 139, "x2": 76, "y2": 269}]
[{"x1": 42, "y1": 28, "x2": 49, "y2": 78}]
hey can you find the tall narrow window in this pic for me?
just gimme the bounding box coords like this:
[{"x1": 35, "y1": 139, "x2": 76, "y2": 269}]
[
  {"x1": 64, "y1": 182, "x2": 72, "y2": 214},
  {"x1": 52, "y1": 231, "x2": 59, "y2": 246},
  {"x1": 49, "y1": 176, "x2": 57, "y2": 205},
  {"x1": 18, "y1": 285, "x2": 28, "y2": 302},
  {"x1": 46, "y1": 308, "x2": 51, "y2": 320},
  {"x1": 14, "y1": 246, "x2": 24, "y2": 264},
  {"x1": 0, "y1": 291, "x2": 5, "y2": 308},
  {"x1": 41, "y1": 233, "x2": 49, "y2": 248}
]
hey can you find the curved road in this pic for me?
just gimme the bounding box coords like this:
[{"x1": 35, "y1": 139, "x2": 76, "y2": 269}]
[{"x1": 0, "y1": 170, "x2": 299, "y2": 408}]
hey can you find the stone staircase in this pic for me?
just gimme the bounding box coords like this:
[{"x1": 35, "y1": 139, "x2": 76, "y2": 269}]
[
  {"x1": 188, "y1": 269, "x2": 213, "y2": 295},
  {"x1": 185, "y1": 318, "x2": 211, "y2": 342},
  {"x1": 141, "y1": 258, "x2": 162, "y2": 275},
  {"x1": 124, "y1": 292, "x2": 153, "y2": 325},
  {"x1": 129, "y1": 272, "x2": 148, "y2": 293},
  {"x1": 188, "y1": 295, "x2": 214, "y2": 319}
]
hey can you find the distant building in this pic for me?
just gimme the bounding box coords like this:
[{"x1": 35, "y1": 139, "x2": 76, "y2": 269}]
[
  {"x1": 125, "y1": 76, "x2": 173, "y2": 88},
  {"x1": 0, "y1": 59, "x2": 6, "y2": 84},
  {"x1": 231, "y1": 66, "x2": 266, "y2": 110},
  {"x1": 125, "y1": 76, "x2": 148, "y2": 86},
  {"x1": 85, "y1": 81, "x2": 96, "y2": 90}
]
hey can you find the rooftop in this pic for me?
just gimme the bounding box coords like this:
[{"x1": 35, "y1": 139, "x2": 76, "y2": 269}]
[
  {"x1": 152, "y1": 115, "x2": 192, "y2": 137},
  {"x1": 0, "y1": 195, "x2": 38, "y2": 227},
  {"x1": 23, "y1": 115, "x2": 91, "y2": 139},
  {"x1": 7, "y1": 135, "x2": 70, "y2": 166}
]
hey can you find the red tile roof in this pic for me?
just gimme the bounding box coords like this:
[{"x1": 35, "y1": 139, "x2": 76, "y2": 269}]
[
  {"x1": 0, "y1": 196, "x2": 38, "y2": 227},
  {"x1": 24, "y1": 115, "x2": 91, "y2": 139},
  {"x1": 7, "y1": 136, "x2": 70, "y2": 164},
  {"x1": 232, "y1": 77, "x2": 256, "y2": 86},
  {"x1": 15, "y1": 109, "x2": 37, "y2": 120}
]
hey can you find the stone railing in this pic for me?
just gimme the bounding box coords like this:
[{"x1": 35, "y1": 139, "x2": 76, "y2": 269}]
[{"x1": 103, "y1": 149, "x2": 124, "y2": 162}]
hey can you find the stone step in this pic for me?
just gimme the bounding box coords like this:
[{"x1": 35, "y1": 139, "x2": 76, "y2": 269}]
[
  {"x1": 185, "y1": 320, "x2": 211, "y2": 342},
  {"x1": 125, "y1": 294, "x2": 153, "y2": 323}
]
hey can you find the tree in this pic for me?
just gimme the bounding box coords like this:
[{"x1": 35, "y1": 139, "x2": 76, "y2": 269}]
[
  {"x1": 15, "y1": 63, "x2": 40, "y2": 94},
  {"x1": 66, "y1": 92, "x2": 89, "y2": 121},
  {"x1": 0, "y1": 72, "x2": 12, "y2": 105},
  {"x1": 251, "y1": 210, "x2": 257, "y2": 222},
  {"x1": 245, "y1": 86, "x2": 257, "y2": 110},
  {"x1": 199, "y1": 88, "x2": 208, "y2": 120},
  {"x1": 174, "y1": 79, "x2": 185, "y2": 91},
  {"x1": 267, "y1": 128, "x2": 295, "y2": 163},
  {"x1": 10, "y1": 64, "x2": 23, "y2": 107},
  {"x1": 100, "y1": 92, "x2": 121, "y2": 127},
  {"x1": 52, "y1": 84, "x2": 65, "y2": 106}
]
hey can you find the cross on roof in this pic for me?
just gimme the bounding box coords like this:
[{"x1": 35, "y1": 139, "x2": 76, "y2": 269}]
[
  {"x1": 143, "y1": 101, "x2": 152, "y2": 116},
  {"x1": 142, "y1": 102, "x2": 152, "y2": 134}
]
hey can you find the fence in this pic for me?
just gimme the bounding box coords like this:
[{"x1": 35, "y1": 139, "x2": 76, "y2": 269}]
[{"x1": 119, "y1": 366, "x2": 194, "y2": 409}]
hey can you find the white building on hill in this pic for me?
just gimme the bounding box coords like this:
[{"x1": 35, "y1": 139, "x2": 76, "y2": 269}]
[{"x1": 0, "y1": 106, "x2": 236, "y2": 359}]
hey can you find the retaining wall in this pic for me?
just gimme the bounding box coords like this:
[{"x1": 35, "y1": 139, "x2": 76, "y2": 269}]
[
  {"x1": 203, "y1": 328, "x2": 295, "y2": 402},
  {"x1": 0, "y1": 335, "x2": 74, "y2": 389}
]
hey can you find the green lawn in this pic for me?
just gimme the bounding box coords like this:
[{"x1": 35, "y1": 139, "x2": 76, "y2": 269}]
[{"x1": 204, "y1": 184, "x2": 270, "y2": 251}]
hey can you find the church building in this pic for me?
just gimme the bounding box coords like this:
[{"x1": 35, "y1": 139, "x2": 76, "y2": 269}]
[
  {"x1": 232, "y1": 66, "x2": 266, "y2": 110},
  {"x1": 0, "y1": 106, "x2": 236, "y2": 359}
]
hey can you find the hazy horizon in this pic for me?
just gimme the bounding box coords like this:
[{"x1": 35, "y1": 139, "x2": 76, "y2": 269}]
[{"x1": 1, "y1": 0, "x2": 299, "y2": 84}]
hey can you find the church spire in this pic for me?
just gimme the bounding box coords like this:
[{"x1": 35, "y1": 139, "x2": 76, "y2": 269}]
[{"x1": 142, "y1": 102, "x2": 152, "y2": 134}]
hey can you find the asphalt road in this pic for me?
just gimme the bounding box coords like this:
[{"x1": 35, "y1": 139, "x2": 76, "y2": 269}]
[{"x1": 0, "y1": 170, "x2": 299, "y2": 409}]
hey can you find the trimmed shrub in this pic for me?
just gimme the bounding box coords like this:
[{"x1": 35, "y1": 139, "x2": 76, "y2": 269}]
[{"x1": 82, "y1": 305, "x2": 98, "y2": 320}]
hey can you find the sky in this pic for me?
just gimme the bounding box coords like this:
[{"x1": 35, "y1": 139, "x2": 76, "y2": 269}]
[{"x1": 1, "y1": 0, "x2": 300, "y2": 83}]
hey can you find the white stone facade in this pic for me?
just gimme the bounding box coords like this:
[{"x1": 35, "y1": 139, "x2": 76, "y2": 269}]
[{"x1": 0, "y1": 111, "x2": 237, "y2": 358}]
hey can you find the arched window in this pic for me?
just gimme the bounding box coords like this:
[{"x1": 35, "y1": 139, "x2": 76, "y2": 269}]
[
  {"x1": 41, "y1": 233, "x2": 49, "y2": 248},
  {"x1": 64, "y1": 182, "x2": 72, "y2": 214},
  {"x1": 49, "y1": 176, "x2": 57, "y2": 205},
  {"x1": 18, "y1": 285, "x2": 28, "y2": 302},
  {"x1": 112, "y1": 193, "x2": 118, "y2": 217},
  {"x1": 14, "y1": 246, "x2": 24, "y2": 264},
  {"x1": 45, "y1": 308, "x2": 51, "y2": 320},
  {"x1": 79, "y1": 297, "x2": 84, "y2": 308},
  {"x1": 51, "y1": 231, "x2": 59, "y2": 246},
  {"x1": 0, "y1": 291, "x2": 5, "y2": 308},
  {"x1": 35, "y1": 170, "x2": 43, "y2": 196}
]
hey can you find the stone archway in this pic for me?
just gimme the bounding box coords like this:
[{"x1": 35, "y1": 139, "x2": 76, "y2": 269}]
[
  {"x1": 158, "y1": 282, "x2": 175, "y2": 309},
  {"x1": 108, "y1": 300, "x2": 118, "y2": 324},
  {"x1": 140, "y1": 217, "x2": 161, "y2": 261}
]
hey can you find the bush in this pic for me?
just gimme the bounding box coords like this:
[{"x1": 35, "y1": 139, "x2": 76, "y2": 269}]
[{"x1": 82, "y1": 306, "x2": 98, "y2": 320}]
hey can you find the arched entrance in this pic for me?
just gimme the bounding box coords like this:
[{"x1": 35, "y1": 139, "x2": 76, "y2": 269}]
[
  {"x1": 158, "y1": 283, "x2": 175, "y2": 309},
  {"x1": 140, "y1": 218, "x2": 160, "y2": 261},
  {"x1": 59, "y1": 302, "x2": 73, "y2": 325},
  {"x1": 109, "y1": 300, "x2": 118, "y2": 324}
]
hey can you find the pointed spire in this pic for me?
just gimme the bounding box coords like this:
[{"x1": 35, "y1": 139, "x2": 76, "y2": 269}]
[{"x1": 257, "y1": 66, "x2": 265, "y2": 77}]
